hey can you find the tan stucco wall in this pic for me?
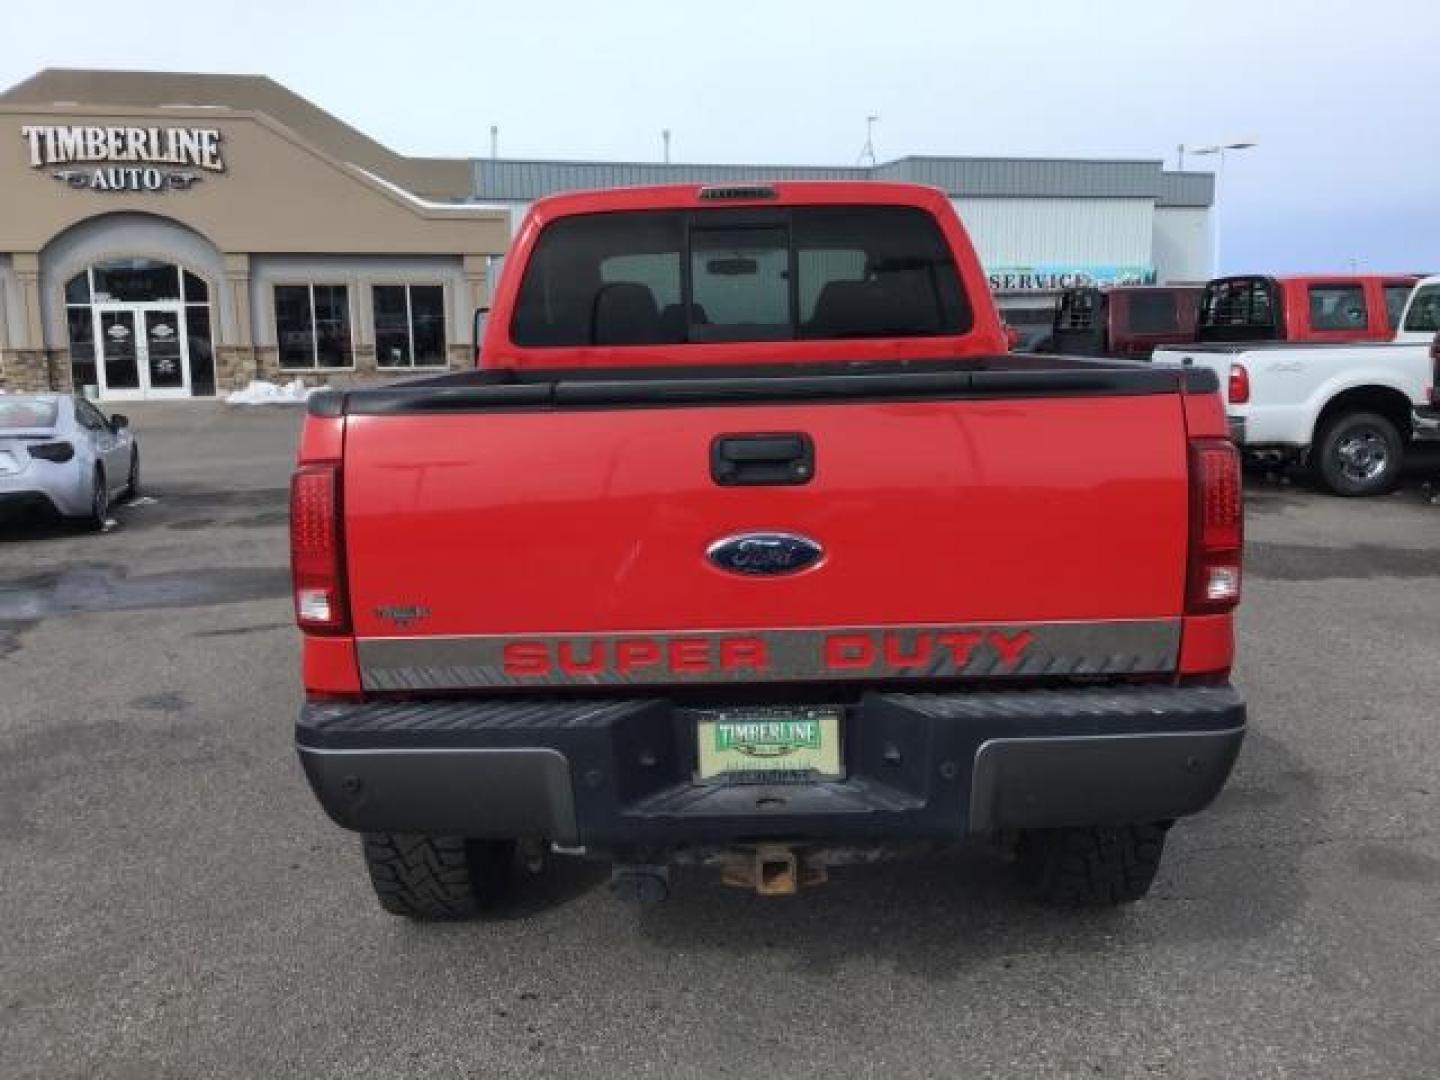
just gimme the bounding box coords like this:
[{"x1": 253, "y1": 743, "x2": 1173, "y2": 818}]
[
  {"x1": 2, "y1": 69, "x2": 472, "y2": 199},
  {"x1": 0, "y1": 104, "x2": 509, "y2": 256}
]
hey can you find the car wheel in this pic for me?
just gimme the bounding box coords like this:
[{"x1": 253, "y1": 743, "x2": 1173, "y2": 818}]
[
  {"x1": 1015, "y1": 823, "x2": 1169, "y2": 906},
  {"x1": 80, "y1": 467, "x2": 109, "y2": 532},
  {"x1": 362, "y1": 833, "x2": 517, "y2": 919},
  {"x1": 1315, "y1": 412, "x2": 1403, "y2": 497},
  {"x1": 122, "y1": 447, "x2": 141, "y2": 502}
]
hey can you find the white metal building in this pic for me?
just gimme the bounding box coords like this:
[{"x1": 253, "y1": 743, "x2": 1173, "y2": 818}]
[{"x1": 471, "y1": 157, "x2": 1215, "y2": 335}]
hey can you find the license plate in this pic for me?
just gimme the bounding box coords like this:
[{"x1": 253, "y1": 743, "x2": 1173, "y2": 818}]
[{"x1": 695, "y1": 706, "x2": 843, "y2": 781}]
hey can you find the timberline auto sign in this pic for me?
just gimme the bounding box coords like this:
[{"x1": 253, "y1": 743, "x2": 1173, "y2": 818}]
[{"x1": 19, "y1": 124, "x2": 225, "y2": 192}]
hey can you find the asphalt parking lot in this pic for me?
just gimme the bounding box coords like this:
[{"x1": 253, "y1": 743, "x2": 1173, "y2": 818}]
[{"x1": 3, "y1": 404, "x2": 1438, "y2": 1079}]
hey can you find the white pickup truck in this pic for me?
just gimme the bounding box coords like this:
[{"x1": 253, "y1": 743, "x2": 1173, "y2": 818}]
[{"x1": 1154, "y1": 275, "x2": 1440, "y2": 496}]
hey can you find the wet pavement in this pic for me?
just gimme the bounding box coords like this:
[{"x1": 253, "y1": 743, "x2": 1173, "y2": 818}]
[{"x1": 1, "y1": 402, "x2": 1438, "y2": 1079}]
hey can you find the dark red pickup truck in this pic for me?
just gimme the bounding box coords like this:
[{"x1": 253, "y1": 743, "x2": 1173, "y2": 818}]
[
  {"x1": 292, "y1": 182, "x2": 1246, "y2": 918},
  {"x1": 1051, "y1": 285, "x2": 1203, "y2": 359}
]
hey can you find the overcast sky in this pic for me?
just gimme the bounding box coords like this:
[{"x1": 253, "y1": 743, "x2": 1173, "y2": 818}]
[{"x1": 4, "y1": 0, "x2": 1437, "y2": 273}]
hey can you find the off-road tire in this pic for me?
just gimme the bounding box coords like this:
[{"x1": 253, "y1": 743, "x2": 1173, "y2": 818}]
[
  {"x1": 1314, "y1": 411, "x2": 1404, "y2": 497},
  {"x1": 1015, "y1": 823, "x2": 1169, "y2": 906},
  {"x1": 362, "y1": 833, "x2": 516, "y2": 919}
]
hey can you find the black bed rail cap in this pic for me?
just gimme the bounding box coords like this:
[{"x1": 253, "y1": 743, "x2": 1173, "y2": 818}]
[
  {"x1": 306, "y1": 389, "x2": 345, "y2": 418},
  {"x1": 324, "y1": 356, "x2": 1193, "y2": 416}
]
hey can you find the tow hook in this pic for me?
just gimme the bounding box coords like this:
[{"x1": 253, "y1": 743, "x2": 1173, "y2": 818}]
[{"x1": 721, "y1": 844, "x2": 827, "y2": 896}]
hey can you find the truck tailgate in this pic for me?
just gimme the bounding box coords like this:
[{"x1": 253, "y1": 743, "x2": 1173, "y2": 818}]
[{"x1": 337, "y1": 368, "x2": 1193, "y2": 690}]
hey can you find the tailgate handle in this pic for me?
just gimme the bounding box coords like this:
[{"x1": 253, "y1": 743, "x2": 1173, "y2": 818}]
[{"x1": 711, "y1": 433, "x2": 814, "y2": 486}]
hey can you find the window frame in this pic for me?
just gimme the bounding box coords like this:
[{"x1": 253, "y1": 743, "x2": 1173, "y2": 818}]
[
  {"x1": 273, "y1": 282, "x2": 356, "y2": 371},
  {"x1": 370, "y1": 282, "x2": 450, "y2": 370}
]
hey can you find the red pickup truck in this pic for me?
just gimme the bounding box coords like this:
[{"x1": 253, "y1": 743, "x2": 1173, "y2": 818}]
[
  {"x1": 1197, "y1": 273, "x2": 1419, "y2": 344},
  {"x1": 292, "y1": 182, "x2": 1246, "y2": 918}
]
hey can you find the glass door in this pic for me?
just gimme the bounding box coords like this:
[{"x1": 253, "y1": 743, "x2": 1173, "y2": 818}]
[
  {"x1": 98, "y1": 310, "x2": 141, "y2": 397},
  {"x1": 95, "y1": 304, "x2": 191, "y2": 400},
  {"x1": 141, "y1": 307, "x2": 190, "y2": 398}
]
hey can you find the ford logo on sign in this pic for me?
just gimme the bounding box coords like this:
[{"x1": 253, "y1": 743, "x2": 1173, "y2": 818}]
[{"x1": 706, "y1": 532, "x2": 824, "y2": 576}]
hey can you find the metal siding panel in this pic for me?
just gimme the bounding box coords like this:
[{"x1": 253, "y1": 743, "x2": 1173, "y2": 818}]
[
  {"x1": 1152, "y1": 207, "x2": 1213, "y2": 281},
  {"x1": 955, "y1": 198, "x2": 1154, "y2": 268},
  {"x1": 467, "y1": 156, "x2": 1211, "y2": 206}
]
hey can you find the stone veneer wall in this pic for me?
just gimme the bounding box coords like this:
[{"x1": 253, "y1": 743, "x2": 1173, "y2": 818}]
[
  {"x1": 2, "y1": 341, "x2": 469, "y2": 395},
  {"x1": 0, "y1": 350, "x2": 69, "y2": 393},
  {"x1": 214, "y1": 346, "x2": 259, "y2": 392}
]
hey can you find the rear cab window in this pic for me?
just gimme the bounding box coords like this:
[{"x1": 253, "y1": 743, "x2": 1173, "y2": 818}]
[
  {"x1": 1307, "y1": 284, "x2": 1369, "y2": 331},
  {"x1": 1126, "y1": 291, "x2": 1180, "y2": 334},
  {"x1": 511, "y1": 206, "x2": 971, "y2": 347}
]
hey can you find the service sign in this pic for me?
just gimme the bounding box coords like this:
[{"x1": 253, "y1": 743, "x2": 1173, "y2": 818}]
[
  {"x1": 987, "y1": 264, "x2": 1156, "y2": 292},
  {"x1": 19, "y1": 124, "x2": 225, "y2": 193}
]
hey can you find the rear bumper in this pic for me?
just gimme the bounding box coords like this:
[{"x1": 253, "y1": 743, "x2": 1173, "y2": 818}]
[
  {"x1": 0, "y1": 490, "x2": 62, "y2": 518},
  {"x1": 297, "y1": 685, "x2": 1245, "y2": 850}
]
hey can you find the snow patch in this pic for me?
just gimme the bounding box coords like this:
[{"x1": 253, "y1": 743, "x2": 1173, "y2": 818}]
[{"x1": 225, "y1": 379, "x2": 320, "y2": 405}]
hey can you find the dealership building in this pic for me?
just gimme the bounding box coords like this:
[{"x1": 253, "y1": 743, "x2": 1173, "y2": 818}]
[{"x1": 0, "y1": 69, "x2": 1214, "y2": 401}]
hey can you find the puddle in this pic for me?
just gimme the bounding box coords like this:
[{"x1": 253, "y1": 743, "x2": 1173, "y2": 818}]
[{"x1": 0, "y1": 563, "x2": 290, "y2": 621}]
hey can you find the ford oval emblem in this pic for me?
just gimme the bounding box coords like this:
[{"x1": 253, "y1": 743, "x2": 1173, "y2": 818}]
[{"x1": 706, "y1": 531, "x2": 824, "y2": 576}]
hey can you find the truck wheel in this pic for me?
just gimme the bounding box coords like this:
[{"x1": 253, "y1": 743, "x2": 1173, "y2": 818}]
[
  {"x1": 362, "y1": 833, "x2": 516, "y2": 919},
  {"x1": 1314, "y1": 412, "x2": 1403, "y2": 497},
  {"x1": 1015, "y1": 823, "x2": 1168, "y2": 906}
]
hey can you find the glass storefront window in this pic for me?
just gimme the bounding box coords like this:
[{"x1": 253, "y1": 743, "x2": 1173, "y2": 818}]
[
  {"x1": 184, "y1": 270, "x2": 209, "y2": 303},
  {"x1": 276, "y1": 284, "x2": 353, "y2": 369},
  {"x1": 62, "y1": 260, "x2": 217, "y2": 398},
  {"x1": 66, "y1": 306, "x2": 98, "y2": 393},
  {"x1": 65, "y1": 272, "x2": 92, "y2": 305},
  {"x1": 187, "y1": 305, "x2": 215, "y2": 397},
  {"x1": 374, "y1": 284, "x2": 448, "y2": 368},
  {"x1": 91, "y1": 258, "x2": 181, "y2": 303}
]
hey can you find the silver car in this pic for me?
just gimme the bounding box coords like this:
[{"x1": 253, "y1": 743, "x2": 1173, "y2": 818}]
[{"x1": 0, "y1": 394, "x2": 139, "y2": 530}]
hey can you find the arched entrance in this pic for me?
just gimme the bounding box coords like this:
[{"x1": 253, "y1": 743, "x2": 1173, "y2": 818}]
[{"x1": 64, "y1": 257, "x2": 216, "y2": 400}]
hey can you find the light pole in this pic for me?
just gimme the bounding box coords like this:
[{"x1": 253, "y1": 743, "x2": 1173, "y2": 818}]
[
  {"x1": 1191, "y1": 140, "x2": 1257, "y2": 275},
  {"x1": 858, "y1": 115, "x2": 878, "y2": 168}
]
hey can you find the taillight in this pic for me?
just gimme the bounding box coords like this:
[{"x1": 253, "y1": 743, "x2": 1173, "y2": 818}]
[
  {"x1": 1187, "y1": 438, "x2": 1243, "y2": 614},
  {"x1": 28, "y1": 441, "x2": 75, "y2": 463},
  {"x1": 290, "y1": 463, "x2": 349, "y2": 634},
  {"x1": 1228, "y1": 363, "x2": 1250, "y2": 404}
]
